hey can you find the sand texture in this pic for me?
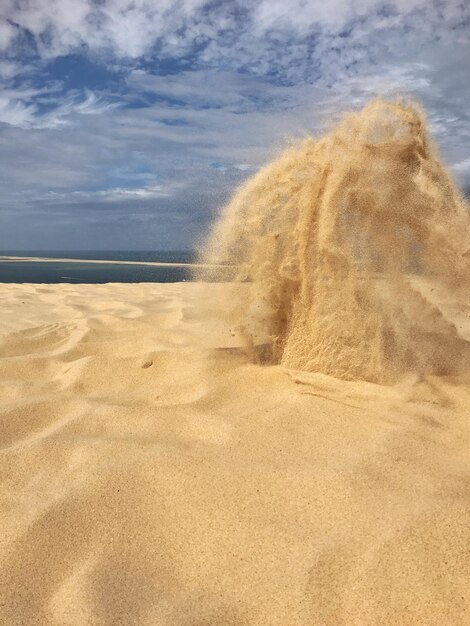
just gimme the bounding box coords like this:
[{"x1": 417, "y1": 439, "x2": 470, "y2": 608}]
[{"x1": 1, "y1": 280, "x2": 469, "y2": 625}]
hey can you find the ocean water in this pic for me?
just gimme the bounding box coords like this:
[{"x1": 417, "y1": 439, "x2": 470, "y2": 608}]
[
  {"x1": 0, "y1": 251, "x2": 195, "y2": 284},
  {"x1": 0, "y1": 250, "x2": 196, "y2": 264}
]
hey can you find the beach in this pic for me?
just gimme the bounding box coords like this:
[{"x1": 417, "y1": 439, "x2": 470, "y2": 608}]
[{"x1": 1, "y1": 280, "x2": 469, "y2": 625}]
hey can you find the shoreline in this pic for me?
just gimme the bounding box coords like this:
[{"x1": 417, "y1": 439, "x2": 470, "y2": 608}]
[{"x1": 0, "y1": 255, "x2": 225, "y2": 269}]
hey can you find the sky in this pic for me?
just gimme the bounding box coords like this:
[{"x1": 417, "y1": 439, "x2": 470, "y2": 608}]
[{"x1": 0, "y1": 0, "x2": 469, "y2": 251}]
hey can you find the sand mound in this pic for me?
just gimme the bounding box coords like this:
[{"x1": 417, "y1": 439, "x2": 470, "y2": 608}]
[{"x1": 200, "y1": 99, "x2": 470, "y2": 382}]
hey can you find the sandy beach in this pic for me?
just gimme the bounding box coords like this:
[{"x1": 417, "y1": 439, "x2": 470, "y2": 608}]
[{"x1": 1, "y1": 280, "x2": 469, "y2": 625}]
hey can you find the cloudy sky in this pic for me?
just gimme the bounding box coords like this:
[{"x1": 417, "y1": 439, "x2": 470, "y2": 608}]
[{"x1": 0, "y1": 0, "x2": 469, "y2": 250}]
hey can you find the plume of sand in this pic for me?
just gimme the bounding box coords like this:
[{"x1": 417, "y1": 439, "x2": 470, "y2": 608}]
[{"x1": 196, "y1": 99, "x2": 470, "y2": 383}]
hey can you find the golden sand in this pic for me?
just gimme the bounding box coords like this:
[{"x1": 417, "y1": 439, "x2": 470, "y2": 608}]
[
  {"x1": 0, "y1": 281, "x2": 469, "y2": 625},
  {"x1": 2, "y1": 100, "x2": 470, "y2": 624}
]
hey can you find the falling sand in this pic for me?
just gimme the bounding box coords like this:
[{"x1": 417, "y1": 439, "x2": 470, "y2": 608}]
[{"x1": 200, "y1": 99, "x2": 470, "y2": 383}]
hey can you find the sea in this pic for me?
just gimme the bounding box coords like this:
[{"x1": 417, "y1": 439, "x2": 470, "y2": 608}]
[{"x1": 0, "y1": 251, "x2": 197, "y2": 284}]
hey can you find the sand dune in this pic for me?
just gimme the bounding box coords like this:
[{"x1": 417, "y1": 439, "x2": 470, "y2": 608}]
[{"x1": 1, "y1": 281, "x2": 469, "y2": 625}]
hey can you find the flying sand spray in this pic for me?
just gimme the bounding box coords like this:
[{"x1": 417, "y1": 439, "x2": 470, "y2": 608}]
[{"x1": 198, "y1": 99, "x2": 470, "y2": 383}]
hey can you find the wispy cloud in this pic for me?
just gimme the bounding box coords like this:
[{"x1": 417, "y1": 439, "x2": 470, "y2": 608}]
[
  {"x1": 46, "y1": 184, "x2": 176, "y2": 203},
  {"x1": 0, "y1": 85, "x2": 120, "y2": 128}
]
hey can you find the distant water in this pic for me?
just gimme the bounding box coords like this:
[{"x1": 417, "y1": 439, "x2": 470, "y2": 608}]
[{"x1": 0, "y1": 250, "x2": 195, "y2": 284}]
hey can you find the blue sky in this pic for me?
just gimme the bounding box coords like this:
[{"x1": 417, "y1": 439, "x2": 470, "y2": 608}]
[{"x1": 0, "y1": 0, "x2": 469, "y2": 250}]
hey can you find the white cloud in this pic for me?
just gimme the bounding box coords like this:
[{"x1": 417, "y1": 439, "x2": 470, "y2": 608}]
[
  {"x1": 0, "y1": 60, "x2": 21, "y2": 79},
  {"x1": 3, "y1": 0, "x2": 207, "y2": 59},
  {"x1": 0, "y1": 18, "x2": 16, "y2": 51},
  {"x1": 2, "y1": 0, "x2": 468, "y2": 82},
  {"x1": 0, "y1": 95, "x2": 37, "y2": 127},
  {"x1": 46, "y1": 185, "x2": 174, "y2": 203}
]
